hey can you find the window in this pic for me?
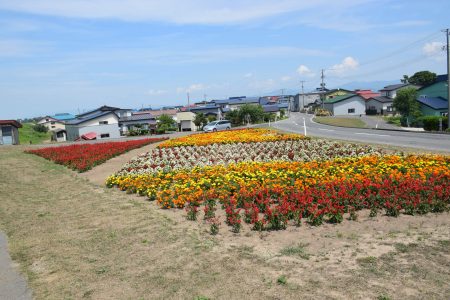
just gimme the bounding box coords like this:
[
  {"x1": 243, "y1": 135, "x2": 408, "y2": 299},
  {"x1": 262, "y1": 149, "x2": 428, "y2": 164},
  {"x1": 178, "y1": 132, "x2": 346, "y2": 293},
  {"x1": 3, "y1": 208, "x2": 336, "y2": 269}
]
[
  {"x1": 51, "y1": 121, "x2": 55, "y2": 125},
  {"x1": 100, "y1": 133, "x2": 110, "y2": 138},
  {"x1": 348, "y1": 108, "x2": 355, "y2": 113},
  {"x1": 51, "y1": 126, "x2": 56, "y2": 128},
  {"x1": 56, "y1": 132, "x2": 64, "y2": 138},
  {"x1": 386, "y1": 106, "x2": 393, "y2": 112},
  {"x1": 441, "y1": 112, "x2": 448, "y2": 117},
  {"x1": 99, "y1": 121, "x2": 108, "y2": 125}
]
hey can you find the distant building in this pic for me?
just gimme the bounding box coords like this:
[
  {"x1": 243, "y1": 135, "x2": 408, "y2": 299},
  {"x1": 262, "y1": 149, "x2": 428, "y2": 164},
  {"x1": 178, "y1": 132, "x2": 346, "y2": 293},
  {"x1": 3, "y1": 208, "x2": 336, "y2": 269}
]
[
  {"x1": 0, "y1": 120, "x2": 22, "y2": 145},
  {"x1": 323, "y1": 94, "x2": 366, "y2": 116},
  {"x1": 119, "y1": 113, "x2": 157, "y2": 135},
  {"x1": 293, "y1": 88, "x2": 351, "y2": 112},
  {"x1": 354, "y1": 89, "x2": 381, "y2": 100}
]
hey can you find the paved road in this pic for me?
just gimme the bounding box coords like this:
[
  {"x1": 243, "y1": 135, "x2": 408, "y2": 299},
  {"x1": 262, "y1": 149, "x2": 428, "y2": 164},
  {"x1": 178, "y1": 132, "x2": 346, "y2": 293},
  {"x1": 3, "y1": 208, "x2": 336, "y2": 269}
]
[
  {"x1": 271, "y1": 113, "x2": 450, "y2": 152},
  {"x1": 0, "y1": 232, "x2": 32, "y2": 300}
]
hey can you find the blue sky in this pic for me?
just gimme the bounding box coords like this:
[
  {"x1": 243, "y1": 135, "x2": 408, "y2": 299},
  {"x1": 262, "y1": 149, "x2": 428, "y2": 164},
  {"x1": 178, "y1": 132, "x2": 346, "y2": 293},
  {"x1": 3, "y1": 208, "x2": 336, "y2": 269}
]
[{"x1": 0, "y1": 0, "x2": 448, "y2": 119}]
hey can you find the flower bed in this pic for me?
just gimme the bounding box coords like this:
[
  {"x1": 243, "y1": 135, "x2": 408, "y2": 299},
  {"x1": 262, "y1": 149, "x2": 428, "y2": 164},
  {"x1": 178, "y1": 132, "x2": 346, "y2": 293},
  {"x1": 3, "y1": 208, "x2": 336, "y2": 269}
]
[
  {"x1": 107, "y1": 155, "x2": 450, "y2": 230},
  {"x1": 116, "y1": 140, "x2": 386, "y2": 176},
  {"x1": 157, "y1": 128, "x2": 307, "y2": 148},
  {"x1": 26, "y1": 138, "x2": 167, "y2": 172}
]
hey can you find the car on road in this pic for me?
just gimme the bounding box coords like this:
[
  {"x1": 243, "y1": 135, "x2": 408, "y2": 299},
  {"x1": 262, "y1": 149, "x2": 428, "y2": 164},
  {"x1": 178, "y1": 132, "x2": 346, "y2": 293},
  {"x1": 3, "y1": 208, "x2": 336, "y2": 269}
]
[{"x1": 203, "y1": 120, "x2": 231, "y2": 132}]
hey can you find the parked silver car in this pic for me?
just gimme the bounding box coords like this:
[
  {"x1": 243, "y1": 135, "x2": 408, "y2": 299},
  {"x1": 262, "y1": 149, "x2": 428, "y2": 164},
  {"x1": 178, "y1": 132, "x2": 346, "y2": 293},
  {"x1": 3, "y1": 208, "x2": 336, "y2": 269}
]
[{"x1": 203, "y1": 120, "x2": 231, "y2": 132}]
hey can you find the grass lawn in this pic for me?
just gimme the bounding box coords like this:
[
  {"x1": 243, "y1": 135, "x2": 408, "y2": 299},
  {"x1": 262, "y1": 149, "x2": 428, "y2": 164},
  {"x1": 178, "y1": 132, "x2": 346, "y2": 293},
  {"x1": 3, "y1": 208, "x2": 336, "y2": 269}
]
[
  {"x1": 0, "y1": 145, "x2": 449, "y2": 299},
  {"x1": 19, "y1": 123, "x2": 52, "y2": 145},
  {"x1": 314, "y1": 116, "x2": 367, "y2": 128}
]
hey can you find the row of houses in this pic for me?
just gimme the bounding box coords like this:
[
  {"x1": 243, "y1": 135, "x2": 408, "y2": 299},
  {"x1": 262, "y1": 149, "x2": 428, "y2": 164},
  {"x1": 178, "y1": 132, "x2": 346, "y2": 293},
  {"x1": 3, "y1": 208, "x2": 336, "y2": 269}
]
[
  {"x1": 29, "y1": 95, "x2": 289, "y2": 143},
  {"x1": 292, "y1": 74, "x2": 448, "y2": 117}
]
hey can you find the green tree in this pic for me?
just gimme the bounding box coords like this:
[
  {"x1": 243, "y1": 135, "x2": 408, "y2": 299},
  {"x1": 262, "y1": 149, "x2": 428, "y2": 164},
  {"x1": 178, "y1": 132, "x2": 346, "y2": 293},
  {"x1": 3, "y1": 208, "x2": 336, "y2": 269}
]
[
  {"x1": 407, "y1": 71, "x2": 437, "y2": 86},
  {"x1": 207, "y1": 115, "x2": 216, "y2": 123},
  {"x1": 238, "y1": 104, "x2": 265, "y2": 124},
  {"x1": 225, "y1": 110, "x2": 241, "y2": 125},
  {"x1": 157, "y1": 114, "x2": 176, "y2": 132},
  {"x1": 193, "y1": 113, "x2": 207, "y2": 130},
  {"x1": 33, "y1": 123, "x2": 48, "y2": 133},
  {"x1": 393, "y1": 87, "x2": 421, "y2": 124}
]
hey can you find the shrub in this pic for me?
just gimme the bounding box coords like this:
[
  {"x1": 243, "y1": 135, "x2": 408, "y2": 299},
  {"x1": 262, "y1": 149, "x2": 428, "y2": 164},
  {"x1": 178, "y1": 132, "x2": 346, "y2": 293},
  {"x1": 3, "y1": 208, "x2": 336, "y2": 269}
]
[
  {"x1": 420, "y1": 116, "x2": 448, "y2": 131},
  {"x1": 33, "y1": 123, "x2": 48, "y2": 133},
  {"x1": 315, "y1": 108, "x2": 331, "y2": 116}
]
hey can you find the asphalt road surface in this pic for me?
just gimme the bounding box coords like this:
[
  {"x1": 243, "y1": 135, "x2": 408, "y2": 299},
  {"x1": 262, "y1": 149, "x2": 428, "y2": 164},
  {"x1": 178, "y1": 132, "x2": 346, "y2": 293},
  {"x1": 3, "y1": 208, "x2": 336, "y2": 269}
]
[{"x1": 271, "y1": 112, "x2": 450, "y2": 153}]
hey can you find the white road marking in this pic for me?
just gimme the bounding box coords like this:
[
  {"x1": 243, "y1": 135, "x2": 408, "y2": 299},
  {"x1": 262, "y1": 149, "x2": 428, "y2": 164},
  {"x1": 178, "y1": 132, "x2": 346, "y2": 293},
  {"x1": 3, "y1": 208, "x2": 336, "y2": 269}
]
[
  {"x1": 318, "y1": 128, "x2": 335, "y2": 132},
  {"x1": 354, "y1": 132, "x2": 390, "y2": 137}
]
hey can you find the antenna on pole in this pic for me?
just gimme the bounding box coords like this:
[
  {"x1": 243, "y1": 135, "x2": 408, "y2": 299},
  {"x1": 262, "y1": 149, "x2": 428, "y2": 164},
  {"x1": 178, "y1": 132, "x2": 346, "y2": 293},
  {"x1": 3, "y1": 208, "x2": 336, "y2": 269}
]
[
  {"x1": 320, "y1": 69, "x2": 326, "y2": 108},
  {"x1": 187, "y1": 92, "x2": 190, "y2": 111}
]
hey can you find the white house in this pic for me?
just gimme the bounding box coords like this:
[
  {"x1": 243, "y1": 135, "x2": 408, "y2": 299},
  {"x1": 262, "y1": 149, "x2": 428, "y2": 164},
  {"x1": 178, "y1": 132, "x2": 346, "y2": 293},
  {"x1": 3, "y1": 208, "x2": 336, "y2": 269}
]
[
  {"x1": 176, "y1": 111, "x2": 197, "y2": 131},
  {"x1": 65, "y1": 106, "x2": 129, "y2": 141},
  {"x1": 37, "y1": 116, "x2": 66, "y2": 132},
  {"x1": 323, "y1": 94, "x2": 366, "y2": 116},
  {"x1": 379, "y1": 83, "x2": 419, "y2": 99},
  {"x1": 366, "y1": 96, "x2": 394, "y2": 115}
]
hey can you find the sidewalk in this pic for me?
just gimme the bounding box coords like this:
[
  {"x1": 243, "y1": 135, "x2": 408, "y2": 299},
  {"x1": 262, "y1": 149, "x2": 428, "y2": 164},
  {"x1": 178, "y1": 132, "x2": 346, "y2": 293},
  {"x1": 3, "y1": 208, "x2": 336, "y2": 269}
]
[{"x1": 0, "y1": 232, "x2": 32, "y2": 300}]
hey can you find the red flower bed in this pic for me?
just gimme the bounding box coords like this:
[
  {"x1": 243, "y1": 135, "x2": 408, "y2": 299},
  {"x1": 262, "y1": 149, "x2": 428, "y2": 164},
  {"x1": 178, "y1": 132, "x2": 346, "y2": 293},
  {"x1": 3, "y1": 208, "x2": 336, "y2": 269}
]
[{"x1": 26, "y1": 138, "x2": 167, "y2": 172}]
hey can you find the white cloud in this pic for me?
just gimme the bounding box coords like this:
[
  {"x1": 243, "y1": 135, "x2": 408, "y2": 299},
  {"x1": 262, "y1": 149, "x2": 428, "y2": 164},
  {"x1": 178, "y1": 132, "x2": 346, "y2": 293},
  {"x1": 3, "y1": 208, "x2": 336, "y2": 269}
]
[
  {"x1": 147, "y1": 89, "x2": 167, "y2": 95},
  {"x1": 328, "y1": 56, "x2": 359, "y2": 76},
  {"x1": 281, "y1": 76, "x2": 291, "y2": 82},
  {"x1": 297, "y1": 64, "x2": 315, "y2": 77},
  {"x1": 423, "y1": 42, "x2": 445, "y2": 61}
]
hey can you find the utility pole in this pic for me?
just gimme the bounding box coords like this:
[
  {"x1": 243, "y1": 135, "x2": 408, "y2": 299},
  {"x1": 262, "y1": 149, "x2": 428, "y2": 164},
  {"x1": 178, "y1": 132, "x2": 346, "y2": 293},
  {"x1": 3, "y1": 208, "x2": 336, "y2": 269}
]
[
  {"x1": 300, "y1": 80, "x2": 305, "y2": 111},
  {"x1": 187, "y1": 92, "x2": 190, "y2": 111},
  {"x1": 444, "y1": 28, "x2": 450, "y2": 129},
  {"x1": 320, "y1": 69, "x2": 325, "y2": 108}
]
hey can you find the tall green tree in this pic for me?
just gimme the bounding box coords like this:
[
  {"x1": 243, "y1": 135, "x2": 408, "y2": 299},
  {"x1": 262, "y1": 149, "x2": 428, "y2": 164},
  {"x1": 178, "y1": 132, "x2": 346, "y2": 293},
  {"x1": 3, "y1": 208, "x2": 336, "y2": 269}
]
[
  {"x1": 193, "y1": 113, "x2": 207, "y2": 130},
  {"x1": 225, "y1": 110, "x2": 241, "y2": 125},
  {"x1": 158, "y1": 114, "x2": 176, "y2": 132},
  {"x1": 238, "y1": 104, "x2": 265, "y2": 124},
  {"x1": 393, "y1": 87, "x2": 421, "y2": 121},
  {"x1": 407, "y1": 71, "x2": 437, "y2": 86}
]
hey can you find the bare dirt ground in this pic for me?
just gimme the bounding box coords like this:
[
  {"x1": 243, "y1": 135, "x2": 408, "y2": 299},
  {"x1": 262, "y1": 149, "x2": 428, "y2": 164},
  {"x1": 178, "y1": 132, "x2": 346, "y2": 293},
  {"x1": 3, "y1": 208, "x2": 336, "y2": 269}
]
[{"x1": 0, "y1": 145, "x2": 449, "y2": 299}]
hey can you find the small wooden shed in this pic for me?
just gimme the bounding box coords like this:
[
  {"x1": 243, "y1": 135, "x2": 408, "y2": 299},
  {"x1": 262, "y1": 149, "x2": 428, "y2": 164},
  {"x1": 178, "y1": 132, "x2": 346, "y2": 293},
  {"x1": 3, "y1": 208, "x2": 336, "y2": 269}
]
[{"x1": 0, "y1": 120, "x2": 22, "y2": 145}]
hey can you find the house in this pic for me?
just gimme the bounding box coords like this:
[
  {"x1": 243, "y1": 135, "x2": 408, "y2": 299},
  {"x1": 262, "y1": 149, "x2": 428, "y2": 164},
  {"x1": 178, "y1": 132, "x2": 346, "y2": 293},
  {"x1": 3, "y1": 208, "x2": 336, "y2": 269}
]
[
  {"x1": 65, "y1": 105, "x2": 129, "y2": 141},
  {"x1": 37, "y1": 113, "x2": 75, "y2": 133},
  {"x1": 379, "y1": 83, "x2": 419, "y2": 99},
  {"x1": 0, "y1": 120, "x2": 22, "y2": 145},
  {"x1": 176, "y1": 111, "x2": 198, "y2": 131},
  {"x1": 323, "y1": 94, "x2": 366, "y2": 116},
  {"x1": 365, "y1": 96, "x2": 395, "y2": 115},
  {"x1": 354, "y1": 89, "x2": 380, "y2": 100},
  {"x1": 119, "y1": 113, "x2": 157, "y2": 135},
  {"x1": 262, "y1": 103, "x2": 289, "y2": 118},
  {"x1": 190, "y1": 104, "x2": 223, "y2": 120},
  {"x1": 417, "y1": 96, "x2": 448, "y2": 117},
  {"x1": 37, "y1": 116, "x2": 66, "y2": 132},
  {"x1": 134, "y1": 109, "x2": 178, "y2": 122},
  {"x1": 416, "y1": 74, "x2": 448, "y2": 117},
  {"x1": 293, "y1": 88, "x2": 351, "y2": 112}
]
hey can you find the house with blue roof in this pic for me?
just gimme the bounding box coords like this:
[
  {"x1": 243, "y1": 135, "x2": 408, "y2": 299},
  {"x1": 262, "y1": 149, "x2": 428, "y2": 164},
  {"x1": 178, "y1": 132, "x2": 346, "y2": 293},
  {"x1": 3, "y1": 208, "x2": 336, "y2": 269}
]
[{"x1": 416, "y1": 75, "x2": 448, "y2": 117}]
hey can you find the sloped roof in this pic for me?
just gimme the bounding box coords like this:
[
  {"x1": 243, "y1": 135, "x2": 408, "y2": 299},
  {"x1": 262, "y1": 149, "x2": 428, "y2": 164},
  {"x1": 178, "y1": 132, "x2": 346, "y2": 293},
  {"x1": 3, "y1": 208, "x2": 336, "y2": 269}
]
[
  {"x1": 368, "y1": 96, "x2": 393, "y2": 103},
  {"x1": 324, "y1": 93, "x2": 362, "y2": 104},
  {"x1": 134, "y1": 109, "x2": 177, "y2": 116},
  {"x1": 417, "y1": 96, "x2": 448, "y2": 110},
  {"x1": 380, "y1": 83, "x2": 409, "y2": 91},
  {"x1": 0, "y1": 120, "x2": 22, "y2": 128},
  {"x1": 119, "y1": 113, "x2": 156, "y2": 122},
  {"x1": 66, "y1": 111, "x2": 117, "y2": 125},
  {"x1": 262, "y1": 105, "x2": 279, "y2": 113},
  {"x1": 77, "y1": 105, "x2": 122, "y2": 118},
  {"x1": 52, "y1": 113, "x2": 75, "y2": 121},
  {"x1": 355, "y1": 90, "x2": 381, "y2": 100}
]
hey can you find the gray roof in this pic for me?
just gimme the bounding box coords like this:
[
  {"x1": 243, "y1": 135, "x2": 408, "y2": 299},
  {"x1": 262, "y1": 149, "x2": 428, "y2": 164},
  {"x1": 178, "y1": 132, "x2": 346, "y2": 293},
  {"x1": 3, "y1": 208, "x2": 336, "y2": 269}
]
[
  {"x1": 119, "y1": 114, "x2": 156, "y2": 123},
  {"x1": 417, "y1": 96, "x2": 448, "y2": 110},
  {"x1": 369, "y1": 96, "x2": 393, "y2": 103},
  {"x1": 66, "y1": 111, "x2": 117, "y2": 125},
  {"x1": 262, "y1": 105, "x2": 279, "y2": 113},
  {"x1": 380, "y1": 83, "x2": 409, "y2": 91}
]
